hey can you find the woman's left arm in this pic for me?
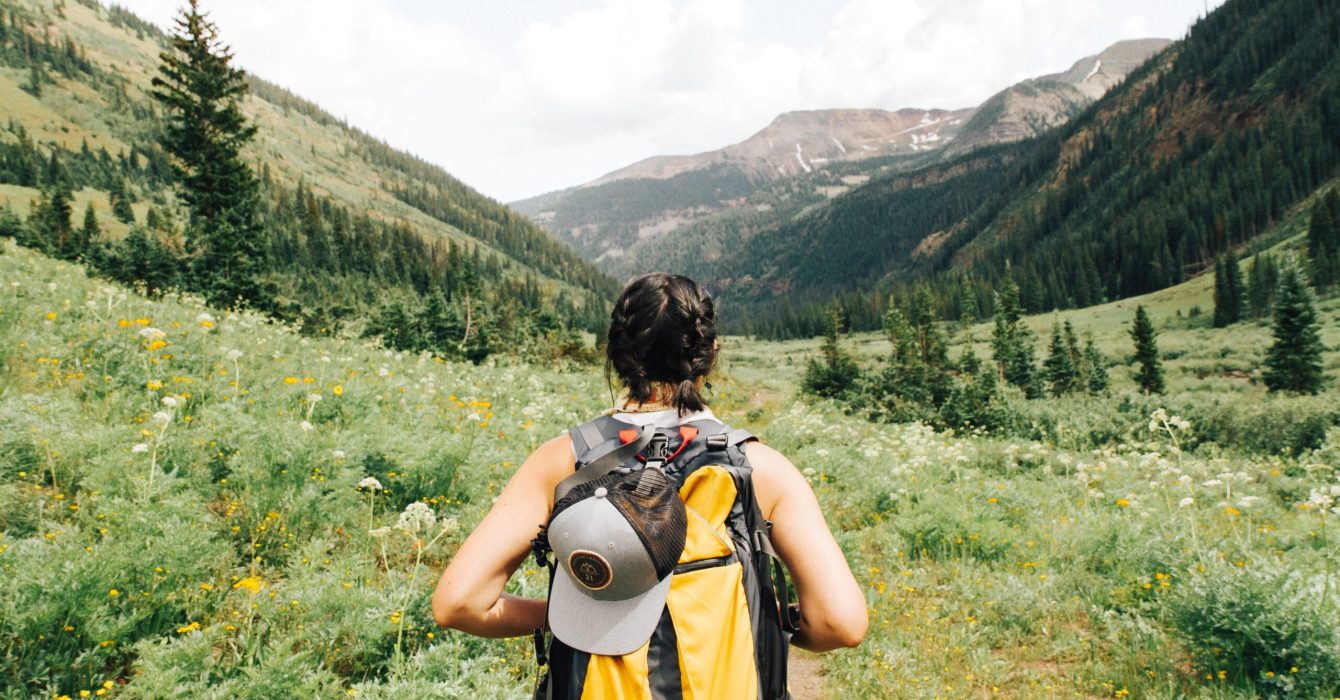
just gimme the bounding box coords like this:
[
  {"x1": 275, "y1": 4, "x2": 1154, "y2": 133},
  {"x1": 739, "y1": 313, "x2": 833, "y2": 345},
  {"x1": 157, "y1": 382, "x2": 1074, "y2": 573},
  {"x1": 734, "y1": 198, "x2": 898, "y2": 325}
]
[{"x1": 432, "y1": 434, "x2": 571, "y2": 637}]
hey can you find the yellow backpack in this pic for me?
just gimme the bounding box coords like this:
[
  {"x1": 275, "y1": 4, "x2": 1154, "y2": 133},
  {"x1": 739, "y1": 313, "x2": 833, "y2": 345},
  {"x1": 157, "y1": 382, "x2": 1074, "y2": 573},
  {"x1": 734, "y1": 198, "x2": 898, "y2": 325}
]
[{"x1": 531, "y1": 416, "x2": 798, "y2": 699}]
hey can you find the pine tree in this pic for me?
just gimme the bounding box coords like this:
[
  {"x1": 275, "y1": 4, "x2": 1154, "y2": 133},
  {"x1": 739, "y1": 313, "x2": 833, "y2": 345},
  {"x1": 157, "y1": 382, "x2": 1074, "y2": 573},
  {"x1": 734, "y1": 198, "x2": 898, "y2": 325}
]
[
  {"x1": 151, "y1": 0, "x2": 272, "y2": 310},
  {"x1": 1043, "y1": 321, "x2": 1078, "y2": 396},
  {"x1": 990, "y1": 275, "x2": 1039, "y2": 397},
  {"x1": 109, "y1": 177, "x2": 135, "y2": 224},
  {"x1": 802, "y1": 305, "x2": 861, "y2": 398},
  {"x1": 1130, "y1": 305, "x2": 1165, "y2": 394},
  {"x1": 1082, "y1": 335, "x2": 1109, "y2": 394},
  {"x1": 1213, "y1": 251, "x2": 1244, "y2": 327},
  {"x1": 77, "y1": 202, "x2": 99, "y2": 255},
  {"x1": 1264, "y1": 259, "x2": 1325, "y2": 394},
  {"x1": 1307, "y1": 191, "x2": 1340, "y2": 289}
]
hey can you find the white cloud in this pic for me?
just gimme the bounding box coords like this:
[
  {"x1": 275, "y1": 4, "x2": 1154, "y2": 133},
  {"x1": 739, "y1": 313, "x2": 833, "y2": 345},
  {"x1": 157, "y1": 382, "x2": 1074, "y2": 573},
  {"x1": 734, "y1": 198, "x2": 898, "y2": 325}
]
[{"x1": 113, "y1": 0, "x2": 1221, "y2": 202}]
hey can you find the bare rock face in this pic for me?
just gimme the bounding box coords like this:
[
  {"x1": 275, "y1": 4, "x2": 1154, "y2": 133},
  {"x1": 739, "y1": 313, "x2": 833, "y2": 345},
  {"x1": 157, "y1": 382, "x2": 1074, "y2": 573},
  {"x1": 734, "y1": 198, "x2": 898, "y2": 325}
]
[
  {"x1": 588, "y1": 107, "x2": 974, "y2": 187},
  {"x1": 944, "y1": 38, "x2": 1172, "y2": 156}
]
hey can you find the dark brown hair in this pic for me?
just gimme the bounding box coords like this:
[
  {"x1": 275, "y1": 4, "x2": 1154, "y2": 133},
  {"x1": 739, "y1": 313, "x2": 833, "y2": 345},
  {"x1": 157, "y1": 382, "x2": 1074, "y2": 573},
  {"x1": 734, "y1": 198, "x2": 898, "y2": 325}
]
[{"x1": 606, "y1": 272, "x2": 718, "y2": 415}]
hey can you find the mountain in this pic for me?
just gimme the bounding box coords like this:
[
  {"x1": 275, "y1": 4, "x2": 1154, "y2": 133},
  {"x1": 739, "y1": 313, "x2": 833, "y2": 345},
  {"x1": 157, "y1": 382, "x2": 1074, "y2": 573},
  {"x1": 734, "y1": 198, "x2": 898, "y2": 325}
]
[
  {"x1": 943, "y1": 39, "x2": 1171, "y2": 156},
  {"x1": 0, "y1": 0, "x2": 616, "y2": 344},
  {"x1": 660, "y1": 0, "x2": 1340, "y2": 337},
  {"x1": 513, "y1": 39, "x2": 1169, "y2": 269}
]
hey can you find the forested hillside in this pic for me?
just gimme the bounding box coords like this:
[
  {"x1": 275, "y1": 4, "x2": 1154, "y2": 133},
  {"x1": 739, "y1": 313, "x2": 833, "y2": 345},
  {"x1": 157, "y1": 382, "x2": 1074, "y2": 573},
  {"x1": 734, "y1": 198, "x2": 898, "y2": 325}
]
[
  {"x1": 0, "y1": 0, "x2": 616, "y2": 358},
  {"x1": 676, "y1": 0, "x2": 1340, "y2": 337}
]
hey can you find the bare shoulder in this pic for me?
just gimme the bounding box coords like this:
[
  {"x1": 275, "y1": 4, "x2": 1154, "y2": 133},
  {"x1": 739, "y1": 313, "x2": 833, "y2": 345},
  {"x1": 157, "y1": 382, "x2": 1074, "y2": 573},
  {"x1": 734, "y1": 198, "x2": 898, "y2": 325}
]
[
  {"x1": 503, "y1": 433, "x2": 575, "y2": 507},
  {"x1": 744, "y1": 440, "x2": 807, "y2": 518}
]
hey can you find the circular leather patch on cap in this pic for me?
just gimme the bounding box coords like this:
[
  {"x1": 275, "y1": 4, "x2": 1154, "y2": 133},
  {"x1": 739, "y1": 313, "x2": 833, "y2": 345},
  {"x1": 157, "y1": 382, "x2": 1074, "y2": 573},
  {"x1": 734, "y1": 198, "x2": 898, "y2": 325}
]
[{"x1": 568, "y1": 550, "x2": 613, "y2": 590}]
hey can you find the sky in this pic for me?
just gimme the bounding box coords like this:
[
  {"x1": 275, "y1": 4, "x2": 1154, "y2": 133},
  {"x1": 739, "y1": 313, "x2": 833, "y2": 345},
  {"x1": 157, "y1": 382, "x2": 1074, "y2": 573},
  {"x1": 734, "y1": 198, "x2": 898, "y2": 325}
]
[{"x1": 114, "y1": 0, "x2": 1225, "y2": 203}]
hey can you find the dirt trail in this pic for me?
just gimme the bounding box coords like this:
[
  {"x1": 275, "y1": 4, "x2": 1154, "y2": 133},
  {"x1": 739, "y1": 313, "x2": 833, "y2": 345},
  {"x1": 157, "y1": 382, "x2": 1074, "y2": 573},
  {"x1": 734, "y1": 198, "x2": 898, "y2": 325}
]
[{"x1": 789, "y1": 651, "x2": 825, "y2": 699}]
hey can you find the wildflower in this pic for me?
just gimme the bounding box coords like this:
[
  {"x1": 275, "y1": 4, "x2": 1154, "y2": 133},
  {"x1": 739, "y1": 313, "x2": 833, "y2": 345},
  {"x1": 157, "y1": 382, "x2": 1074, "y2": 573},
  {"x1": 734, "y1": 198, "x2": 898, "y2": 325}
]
[
  {"x1": 1115, "y1": 498, "x2": 1132, "y2": 508},
  {"x1": 138, "y1": 327, "x2": 165, "y2": 340},
  {"x1": 162, "y1": 396, "x2": 179, "y2": 408},
  {"x1": 176, "y1": 621, "x2": 200, "y2": 634},
  {"x1": 358, "y1": 476, "x2": 384, "y2": 492},
  {"x1": 108, "y1": 589, "x2": 119, "y2": 597},
  {"x1": 299, "y1": 420, "x2": 314, "y2": 432},
  {"x1": 1178, "y1": 497, "x2": 1195, "y2": 508},
  {"x1": 333, "y1": 450, "x2": 347, "y2": 459},
  {"x1": 368, "y1": 526, "x2": 392, "y2": 539},
  {"x1": 395, "y1": 502, "x2": 436, "y2": 534},
  {"x1": 307, "y1": 393, "x2": 322, "y2": 403},
  {"x1": 283, "y1": 376, "x2": 299, "y2": 385},
  {"x1": 439, "y1": 517, "x2": 460, "y2": 536},
  {"x1": 233, "y1": 576, "x2": 265, "y2": 593},
  {"x1": 132, "y1": 443, "x2": 149, "y2": 453},
  {"x1": 226, "y1": 349, "x2": 243, "y2": 361},
  {"x1": 152, "y1": 411, "x2": 171, "y2": 424},
  {"x1": 332, "y1": 385, "x2": 344, "y2": 396},
  {"x1": 45, "y1": 311, "x2": 57, "y2": 321}
]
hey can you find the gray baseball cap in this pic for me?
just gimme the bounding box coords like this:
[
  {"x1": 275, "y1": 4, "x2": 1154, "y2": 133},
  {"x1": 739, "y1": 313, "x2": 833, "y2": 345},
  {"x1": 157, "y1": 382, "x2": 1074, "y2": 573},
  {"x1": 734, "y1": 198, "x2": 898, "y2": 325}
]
[{"x1": 547, "y1": 469, "x2": 686, "y2": 655}]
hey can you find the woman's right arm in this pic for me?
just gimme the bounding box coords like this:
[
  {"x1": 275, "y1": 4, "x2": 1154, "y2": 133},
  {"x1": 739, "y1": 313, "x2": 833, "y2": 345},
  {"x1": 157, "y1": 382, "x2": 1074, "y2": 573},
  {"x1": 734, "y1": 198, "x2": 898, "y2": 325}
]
[
  {"x1": 747, "y1": 441, "x2": 868, "y2": 652},
  {"x1": 431, "y1": 435, "x2": 572, "y2": 637}
]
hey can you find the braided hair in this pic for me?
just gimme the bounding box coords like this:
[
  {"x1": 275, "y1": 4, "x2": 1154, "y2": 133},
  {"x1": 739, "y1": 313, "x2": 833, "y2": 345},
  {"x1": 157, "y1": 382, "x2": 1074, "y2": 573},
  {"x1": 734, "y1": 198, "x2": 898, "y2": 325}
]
[{"x1": 606, "y1": 272, "x2": 718, "y2": 416}]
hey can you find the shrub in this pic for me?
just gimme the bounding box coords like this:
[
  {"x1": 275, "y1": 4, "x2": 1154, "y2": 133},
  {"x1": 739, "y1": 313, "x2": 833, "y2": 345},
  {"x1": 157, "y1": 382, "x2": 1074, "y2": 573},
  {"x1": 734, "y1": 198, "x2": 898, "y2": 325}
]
[{"x1": 1165, "y1": 560, "x2": 1340, "y2": 697}]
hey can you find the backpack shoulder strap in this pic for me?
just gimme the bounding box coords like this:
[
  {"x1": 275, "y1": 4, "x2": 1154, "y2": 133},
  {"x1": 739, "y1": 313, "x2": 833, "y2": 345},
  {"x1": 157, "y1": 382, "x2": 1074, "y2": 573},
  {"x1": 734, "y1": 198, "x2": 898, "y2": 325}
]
[
  {"x1": 568, "y1": 416, "x2": 623, "y2": 460},
  {"x1": 554, "y1": 418, "x2": 653, "y2": 502}
]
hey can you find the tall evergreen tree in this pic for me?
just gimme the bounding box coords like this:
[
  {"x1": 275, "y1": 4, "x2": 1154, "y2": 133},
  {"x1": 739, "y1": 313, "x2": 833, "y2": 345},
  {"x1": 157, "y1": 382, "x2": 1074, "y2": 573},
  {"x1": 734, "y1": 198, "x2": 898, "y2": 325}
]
[
  {"x1": 1130, "y1": 305, "x2": 1165, "y2": 394},
  {"x1": 151, "y1": 0, "x2": 272, "y2": 310},
  {"x1": 1264, "y1": 259, "x2": 1326, "y2": 394},
  {"x1": 1307, "y1": 191, "x2": 1340, "y2": 289},
  {"x1": 1213, "y1": 250, "x2": 1244, "y2": 327},
  {"x1": 109, "y1": 176, "x2": 135, "y2": 224},
  {"x1": 990, "y1": 274, "x2": 1039, "y2": 397},
  {"x1": 1043, "y1": 321, "x2": 1077, "y2": 397},
  {"x1": 1081, "y1": 335, "x2": 1109, "y2": 394},
  {"x1": 1246, "y1": 253, "x2": 1280, "y2": 318},
  {"x1": 802, "y1": 305, "x2": 861, "y2": 399}
]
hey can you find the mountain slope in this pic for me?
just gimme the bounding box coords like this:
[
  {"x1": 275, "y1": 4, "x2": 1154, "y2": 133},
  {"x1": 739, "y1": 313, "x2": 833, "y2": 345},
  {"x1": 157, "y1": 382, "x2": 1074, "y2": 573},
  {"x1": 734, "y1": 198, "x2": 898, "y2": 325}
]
[
  {"x1": 515, "y1": 39, "x2": 1169, "y2": 269},
  {"x1": 0, "y1": 0, "x2": 616, "y2": 332},
  {"x1": 666, "y1": 0, "x2": 1340, "y2": 336}
]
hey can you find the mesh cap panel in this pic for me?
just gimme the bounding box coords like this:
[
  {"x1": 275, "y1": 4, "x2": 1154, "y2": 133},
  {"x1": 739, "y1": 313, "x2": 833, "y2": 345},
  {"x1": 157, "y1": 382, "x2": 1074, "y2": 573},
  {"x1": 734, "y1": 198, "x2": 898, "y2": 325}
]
[{"x1": 552, "y1": 466, "x2": 687, "y2": 580}]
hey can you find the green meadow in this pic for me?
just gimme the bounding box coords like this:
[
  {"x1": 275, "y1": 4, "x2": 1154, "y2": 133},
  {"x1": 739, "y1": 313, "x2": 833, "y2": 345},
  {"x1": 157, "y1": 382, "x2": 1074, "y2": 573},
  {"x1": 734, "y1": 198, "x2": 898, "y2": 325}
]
[{"x1": 4, "y1": 234, "x2": 1340, "y2": 699}]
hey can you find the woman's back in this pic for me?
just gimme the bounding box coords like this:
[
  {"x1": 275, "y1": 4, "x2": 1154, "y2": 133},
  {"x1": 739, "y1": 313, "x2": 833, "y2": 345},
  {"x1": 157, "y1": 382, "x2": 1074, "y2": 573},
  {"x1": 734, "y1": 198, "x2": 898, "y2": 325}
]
[{"x1": 432, "y1": 272, "x2": 867, "y2": 699}]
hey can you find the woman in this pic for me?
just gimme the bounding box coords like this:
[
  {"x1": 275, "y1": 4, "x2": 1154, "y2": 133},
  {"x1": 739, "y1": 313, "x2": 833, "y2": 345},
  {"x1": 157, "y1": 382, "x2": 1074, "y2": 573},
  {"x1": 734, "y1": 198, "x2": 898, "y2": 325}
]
[{"x1": 433, "y1": 272, "x2": 866, "y2": 696}]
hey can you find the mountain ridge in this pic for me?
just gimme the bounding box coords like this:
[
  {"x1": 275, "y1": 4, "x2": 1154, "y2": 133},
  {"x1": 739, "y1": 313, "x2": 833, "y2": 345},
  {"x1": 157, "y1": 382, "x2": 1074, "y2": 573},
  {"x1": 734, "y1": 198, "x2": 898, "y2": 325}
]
[{"x1": 513, "y1": 37, "x2": 1171, "y2": 270}]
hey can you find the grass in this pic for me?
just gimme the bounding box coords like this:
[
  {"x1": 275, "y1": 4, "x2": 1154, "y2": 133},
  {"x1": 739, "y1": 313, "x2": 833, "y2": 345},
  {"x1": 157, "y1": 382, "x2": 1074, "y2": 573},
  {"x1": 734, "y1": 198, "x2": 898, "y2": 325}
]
[{"x1": 4, "y1": 233, "x2": 1340, "y2": 698}]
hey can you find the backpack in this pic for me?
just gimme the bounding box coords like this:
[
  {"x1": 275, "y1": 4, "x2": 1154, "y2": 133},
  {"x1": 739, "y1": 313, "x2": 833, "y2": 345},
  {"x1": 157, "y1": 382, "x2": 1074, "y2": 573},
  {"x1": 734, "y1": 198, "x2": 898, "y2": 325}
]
[{"x1": 530, "y1": 415, "x2": 799, "y2": 699}]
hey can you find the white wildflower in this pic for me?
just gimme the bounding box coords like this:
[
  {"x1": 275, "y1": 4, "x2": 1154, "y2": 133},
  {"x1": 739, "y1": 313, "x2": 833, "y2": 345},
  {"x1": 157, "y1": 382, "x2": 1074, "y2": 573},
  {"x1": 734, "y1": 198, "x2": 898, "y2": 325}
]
[
  {"x1": 196, "y1": 312, "x2": 215, "y2": 323},
  {"x1": 139, "y1": 327, "x2": 166, "y2": 340},
  {"x1": 332, "y1": 450, "x2": 347, "y2": 460},
  {"x1": 1236, "y1": 496, "x2": 1261, "y2": 508},
  {"x1": 152, "y1": 411, "x2": 171, "y2": 424},
  {"x1": 368, "y1": 526, "x2": 391, "y2": 539},
  {"x1": 358, "y1": 476, "x2": 384, "y2": 492},
  {"x1": 307, "y1": 393, "x2": 322, "y2": 403},
  {"x1": 132, "y1": 443, "x2": 149, "y2": 453},
  {"x1": 161, "y1": 396, "x2": 179, "y2": 408},
  {"x1": 1178, "y1": 497, "x2": 1195, "y2": 508},
  {"x1": 396, "y1": 502, "x2": 436, "y2": 534},
  {"x1": 439, "y1": 517, "x2": 460, "y2": 536},
  {"x1": 467, "y1": 413, "x2": 481, "y2": 422},
  {"x1": 226, "y1": 349, "x2": 243, "y2": 361},
  {"x1": 299, "y1": 420, "x2": 314, "y2": 432}
]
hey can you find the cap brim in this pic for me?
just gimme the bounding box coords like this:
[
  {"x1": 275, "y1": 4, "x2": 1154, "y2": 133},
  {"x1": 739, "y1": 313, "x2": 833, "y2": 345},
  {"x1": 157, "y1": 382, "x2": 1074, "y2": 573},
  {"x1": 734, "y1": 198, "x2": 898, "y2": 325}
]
[{"x1": 548, "y1": 567, "x2": 672, "y2": 656}]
